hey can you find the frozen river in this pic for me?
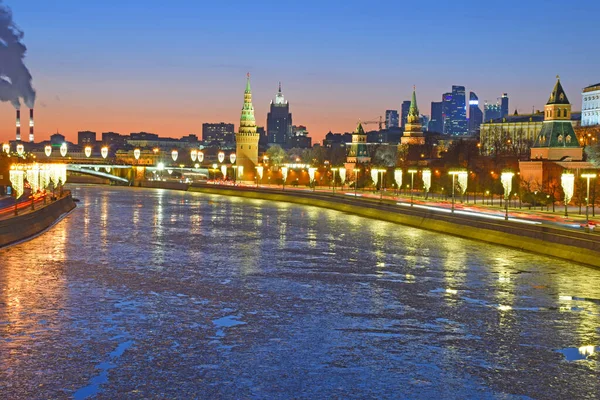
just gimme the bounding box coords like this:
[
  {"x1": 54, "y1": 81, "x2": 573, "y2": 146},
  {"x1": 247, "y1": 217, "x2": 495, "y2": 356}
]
[{"x1": 1, "y1": 185, "x2": 599, "y2": 399}]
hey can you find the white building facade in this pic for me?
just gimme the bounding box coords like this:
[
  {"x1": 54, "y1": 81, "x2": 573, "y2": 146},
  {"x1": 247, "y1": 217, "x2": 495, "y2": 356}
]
[{"x1": 582, "y1": 83, "x2": 600, "y2": 126}]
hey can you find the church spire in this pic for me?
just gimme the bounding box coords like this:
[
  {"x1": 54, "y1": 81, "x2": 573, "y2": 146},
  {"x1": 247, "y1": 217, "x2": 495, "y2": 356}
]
[{"x1": 547, "y1": 75, "x2": 569, "y2": 105}]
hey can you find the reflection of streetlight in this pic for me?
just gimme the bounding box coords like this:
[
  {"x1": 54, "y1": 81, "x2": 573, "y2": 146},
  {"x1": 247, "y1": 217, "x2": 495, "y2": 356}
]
[
  {"x1": 353, "y1": 168, "x2": 360, "y2": 197},
  {"x1": 582, "y1": 173, "x2": 597, "y2": 225},
  {"x1": 331, "y1": 168, "x2": 338, "y2": 195},
  {"x1": 408, "y1": 168, "x2": 417, "y2": 206},
  {"x1": 501, "y1": 171, "x2": 514, "y2": 220}
]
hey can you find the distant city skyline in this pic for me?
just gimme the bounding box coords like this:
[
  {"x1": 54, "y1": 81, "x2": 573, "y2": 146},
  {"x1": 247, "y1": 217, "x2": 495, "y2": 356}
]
[{"x1": 1, "y1": 0, "x2": 599, "y2": 143}]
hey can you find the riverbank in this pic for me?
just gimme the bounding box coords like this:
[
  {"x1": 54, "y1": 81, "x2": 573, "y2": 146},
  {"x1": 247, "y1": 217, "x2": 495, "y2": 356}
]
[
  {"x1": 188, "y1": 184, "x2": 600, "y2": 268},
  {"x1": 0, "y1": 193, "x2": 76, "y2": 248}
]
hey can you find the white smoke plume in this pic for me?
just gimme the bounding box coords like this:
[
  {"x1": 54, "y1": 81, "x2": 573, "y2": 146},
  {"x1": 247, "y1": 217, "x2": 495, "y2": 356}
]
[{"x1": 0, "y1": 1, "x2": 35, "y2": 109}]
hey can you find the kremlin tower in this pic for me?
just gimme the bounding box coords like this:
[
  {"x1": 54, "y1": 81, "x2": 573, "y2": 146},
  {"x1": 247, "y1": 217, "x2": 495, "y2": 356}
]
[
  {"x1": 236, "y1": 74, "x2": 260, "y2": 180},
  {"x1": 400, "y1": 87, "x2": 425, "y2": 146}
]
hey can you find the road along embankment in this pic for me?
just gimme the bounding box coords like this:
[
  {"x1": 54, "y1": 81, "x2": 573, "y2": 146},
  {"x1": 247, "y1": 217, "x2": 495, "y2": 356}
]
[
  {"x1": 0, "y1": 194, "x2": 76, "y2": 248},
  {"x1": 189, "y1": 184, "x2": 600, "y2": 268}
]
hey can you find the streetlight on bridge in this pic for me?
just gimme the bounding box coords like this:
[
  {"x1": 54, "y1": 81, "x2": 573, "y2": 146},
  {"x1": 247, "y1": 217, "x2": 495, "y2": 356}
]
[
  {"x1": 501, "y1": 171, "x2": 514, "y2": 220},
  {"x1": 408, "y1": 168, "x2": 417, "y2": 206}
]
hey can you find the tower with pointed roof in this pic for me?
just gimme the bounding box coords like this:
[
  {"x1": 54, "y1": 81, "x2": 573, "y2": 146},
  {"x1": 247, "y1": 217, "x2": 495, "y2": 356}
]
[
  {"x1": 401, "y1": 87, "x2": 426, "y2": 145},
  {"x1": 346, "y1": 122, "x2": 370, "y2": 164},
  {"x1": 236, "y1": 74, "x2": 260, "y2": 179},
  {"x1": 530, "y1": 76, "x2": 582, "y2": 161}
]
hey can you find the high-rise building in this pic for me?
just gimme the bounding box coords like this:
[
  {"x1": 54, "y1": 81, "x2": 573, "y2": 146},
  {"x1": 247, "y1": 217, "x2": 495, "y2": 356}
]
[
  {"x1": 288, "y1": 125, "x2": 311, "y2": 149},
  {"x1": 582, "y1": 82, "x2": 600, "y2": 126},
  {"x1": 400, "y1": 101, "x2": 411, "y2": 129},
  {"x1": 102, "y1": 132, "x2": 127, "y2": 149},
  {"x1": 385, "y1": 110, "x2": 399, "y2": 129},
  {"x1": 484, "y1": 103, "x2": 502, "y2": 122},
  {"x1": 501, "y1": 93, "x2": 509, "y2": 118},
  {"x1": 236, "y1": 74, "x2": 260, "y2": 180},
  {"x1": 202, "y1": 123, "x2": 235, "y2": 144},
  {"x1": 442, "y1": 92, "x2": 452, "y2": 134},
  {"x1": 444, "y1": 85, "x2": 468, "y2": 135},
  {"x1": 468, "y1": 92, "x2": 483, "y2": 136},
  {"x1": 429, "y1": 101, "x2": 443, "y2": 133},
  {"x1": 266, "y1": 83, "x2": 292, "y2": 146},
  {"x1": 78, "y1": 131, "x2": 96, "y2": 146}
]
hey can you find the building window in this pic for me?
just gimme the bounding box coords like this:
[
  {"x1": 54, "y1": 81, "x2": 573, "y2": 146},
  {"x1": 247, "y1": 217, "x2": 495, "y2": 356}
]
[
  {"x1": 558, "y1": 135, "x2": 563, "y2": 143},
  {"x1": 566, "y1": 135, "x2": 572, "y2": 143}
]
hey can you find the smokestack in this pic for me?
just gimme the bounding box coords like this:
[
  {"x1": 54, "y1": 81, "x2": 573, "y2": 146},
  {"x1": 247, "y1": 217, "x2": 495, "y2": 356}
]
[
  {"x1": 16, "y1": 109, "x2": 21, "y2": 141},
  {"x1": 29, "y1": 109, "x2": 34, "y2": 143}
]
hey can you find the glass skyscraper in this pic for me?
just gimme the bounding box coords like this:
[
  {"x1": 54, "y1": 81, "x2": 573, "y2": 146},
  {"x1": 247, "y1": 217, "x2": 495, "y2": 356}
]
[
  {"x1": 385, "y1": 110, "x2": 399, "y2": 129},
  {"x1": 468, "y1": 92, "x2": 483, "y2": 136},
  {"x1": 429, "y1": 101, "x2": 443, "y2": 133}
]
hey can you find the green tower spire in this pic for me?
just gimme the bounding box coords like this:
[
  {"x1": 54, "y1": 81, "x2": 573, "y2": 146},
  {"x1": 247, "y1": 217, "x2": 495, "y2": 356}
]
[
  {"x1": 409, "y1": 85, "x2": 419, "y2": 117},
  {"x1": 240, "y1": 73, "x2": 257, "y2": 131}
]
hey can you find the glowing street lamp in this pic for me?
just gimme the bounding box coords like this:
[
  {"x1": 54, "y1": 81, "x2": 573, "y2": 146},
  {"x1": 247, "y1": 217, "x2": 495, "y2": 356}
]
[
  {"x1": 353, "y1": 168, "x2": 360, "y2": 197},
  {"x1": 171, "y1": 149, "x2": 178, "y2": 162},
  {"x1": 561, "y1": 172, "x2": 574, "y2": 217},
  {"x1": 339, "y1": 168, "x2": 347, "y2": 190},
  {"x1": 190, "y1": 149, "x2": 197, "y2": 162},
  {"x1": 230, "y1": 153, "x2": 237, "y2": 164},
  {"x1": 2, "y1": 143, "x2": 9, "y2": 154},
  {"x1": 394, "y1": 169, "x2": 403, "y2": 195},
  {"x1": 448, "y1": 170, "x2": 465, "y2": 213},
  {"x1": 582, "y1": 173, "x2": 597, "y2": 225},
  {"x1": 60, "y1": 143, "x2": 68, "y2": 157},
  {"x1": 256, "y1": 165, "x2": 264, "y2": 187},
  {"x1": 16, "y1": 144, "x2": 24, "y2": 156},
  {"x1": 309, "y1": 167, "x2": 317, "y2": 192},
  {"x1": 218, "y1": 151, "x2": 225, "y2": 164},
  {"x1": 45, "y1": 145, "x2": 52, "y2": 157},
  {"x1": 422, "y1": 169, "x2": 431, "y2": 200},
  {"x1": 281, "y1": 166, "x2": 289, "y2": 190},
  {"x1": 408, "y1": 168, "x2": 417, "y2": 206},
  {"x1": 331, "y1": 167, "x2": 338, "y2": 195},
  {"x1": 379, "y1": 169, "x2": 386, "y2": 200},
  {"x1": 197, "y1": 151, "x2": 204, "y2": 163},
  {"x1": 85, "y1": 146, "x2": 92, "y2": 158},
  {"x1": 101, "y1": 146, "x2": 108, "y2": 159},
  {"x1": 501, "y1": 171, "x2": 514, "y2": 220},
  {"x1": 134, "y1": 148, "x2": 141, "y2": 161}
]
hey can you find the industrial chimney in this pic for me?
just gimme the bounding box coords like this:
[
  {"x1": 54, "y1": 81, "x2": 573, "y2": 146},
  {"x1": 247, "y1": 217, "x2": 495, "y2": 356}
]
[
  {"x1": 16, "y1": 109, "x2": 21, "y2": 141},
  {"x1": 29, "y1": 108, "x2": 34, "y2": 143}
]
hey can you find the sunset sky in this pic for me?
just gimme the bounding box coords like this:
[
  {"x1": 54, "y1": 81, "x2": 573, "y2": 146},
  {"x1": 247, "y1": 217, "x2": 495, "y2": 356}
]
[{"x1": 1, "y1": 0, "x2": 599, "y2": 144}]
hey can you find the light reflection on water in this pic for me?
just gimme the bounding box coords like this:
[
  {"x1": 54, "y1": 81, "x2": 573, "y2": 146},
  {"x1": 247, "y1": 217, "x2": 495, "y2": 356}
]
[{"x1": 1, "y1": 185, "x2": 600, "y2": 398}]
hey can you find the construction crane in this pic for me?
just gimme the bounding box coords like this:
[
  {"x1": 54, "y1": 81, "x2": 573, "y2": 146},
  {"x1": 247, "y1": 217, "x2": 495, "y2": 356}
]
[{"x1": 360, "y1": 116, "x2": 386, "y2": 131}]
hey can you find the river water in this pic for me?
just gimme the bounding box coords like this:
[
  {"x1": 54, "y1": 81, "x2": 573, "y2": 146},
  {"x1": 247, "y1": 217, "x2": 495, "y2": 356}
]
[{"x1": 1, "y1": 185, "x2": 599, "y2": 399}]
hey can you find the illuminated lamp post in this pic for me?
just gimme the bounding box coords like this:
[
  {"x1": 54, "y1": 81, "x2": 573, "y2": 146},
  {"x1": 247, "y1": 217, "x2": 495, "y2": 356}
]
[
  {"x1": 408, "y1": 168, "x2": 417, "y2": 206},
  {"x1": 394, "y1": 169, "x2": 402, "y2": 196},
  {"x1": 218, "y1": 151, "x2": 225, "y2": 164},
  {"x1": 449, "y1": 170, "x2": 461, "y2": 213},
  {"x1": 197, "y1": 151, "x2": 204, "y2": 164},
  {"x1": 45, "y1": 145, "x2": 53, "y2": 157},
  {"x1": 60, "y1": 143, "x2": 68, "y2": 157},
  {"x1": 309, "y1": 167, "x2": 317, "y2": 192},
  {"x1": 331, "y1": 168, "x2": 338, "y2": 195},
  {"x1": 211, "y1": 163, "x2": 218, "y2": 182},
  {"x1": 339, "y1": 168, "x2": 346, "y2": 191},
  {"x1": 379, "y1": 169, "x2": 386, "y2": 200},
  {"x1": 232, "y1": 166, "x2": 238, "y2": 184},
  {"x1": 560, "y1": 172, "x2": 574, "y2": 217},
  {"x1": 501, "y1": 171, "x2": 514, "y2": 220},
  {"x1": 353, "y1": 168, "x2": 360, "y2": 197},
  {"x1": 422, "y1": 169, "x2": 431, "y2": 200},
  {"x1": 281, "y1": 166, "x2": 289, "y2": 191},
  {"x1": 101, "y1": 146, "x2": 108, "y2": 159},
  {"x1": 582, "y1": 173, "x2": 597, "y2": 225},
  {"x1": 256, "y1": 166, "x2": 264, "y2": 188}
]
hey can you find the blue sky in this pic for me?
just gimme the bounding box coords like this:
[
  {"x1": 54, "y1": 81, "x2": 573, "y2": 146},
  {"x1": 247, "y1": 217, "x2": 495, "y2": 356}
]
[{"x1": 1, "y1": 0, "x2": 599, "y2": 141}]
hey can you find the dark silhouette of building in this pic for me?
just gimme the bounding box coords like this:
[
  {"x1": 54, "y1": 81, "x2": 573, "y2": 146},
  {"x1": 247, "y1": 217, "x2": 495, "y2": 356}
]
[
  {"x1": 468, "y1": 92, "x2": 483, "y2": 136},
  {"x1": 400, "y1": 101, "x2": 411, "y2": 129},
  {"x1": 429, "y1": 101, "x2": 443, "y2": 133},
  {"x1": 202, "y1": 123, "x2": 234, "y2": 144},
  {"x1": 385, "y1": 110, "x2": 399, "y2": 129},
  {"x1": 267, "y1": 83, "x2": 292, "y2": 146},
  {"x1": 50, "y1": 133, "x2": 65, "y2": 145},
  {"x1": 501, "y1": 93, "x2": 509, "y2": 118},
  {"x1": 78, "y1": 131, "x2": 96, "y2": 146},
  {"x1": 288, "y1": 125, "x2": 311, "y2": 149},
  {"x1": 102, "y1": 132, "x2": 127, "y2": 149},
  {"x1": 484, "y1": 102, "x2": 502, "y2": 122}
]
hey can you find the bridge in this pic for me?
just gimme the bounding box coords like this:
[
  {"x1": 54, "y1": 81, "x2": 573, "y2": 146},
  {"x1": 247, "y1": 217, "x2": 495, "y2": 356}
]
[{"x1": 66, "y1": 163, "x2": 210, "y2": 184}]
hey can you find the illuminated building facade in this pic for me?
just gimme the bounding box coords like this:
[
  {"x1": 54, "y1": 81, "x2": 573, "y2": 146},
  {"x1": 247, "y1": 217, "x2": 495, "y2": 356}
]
[
  {"x1": 267, "y1": 83, "x2": 292, "y2": 146},
  {"x1": 346, "y1": 122, "x2": 370, "y2": 164},
  {"x1": 582, "y1": 82, "x2": 600, "y2": 127}
]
